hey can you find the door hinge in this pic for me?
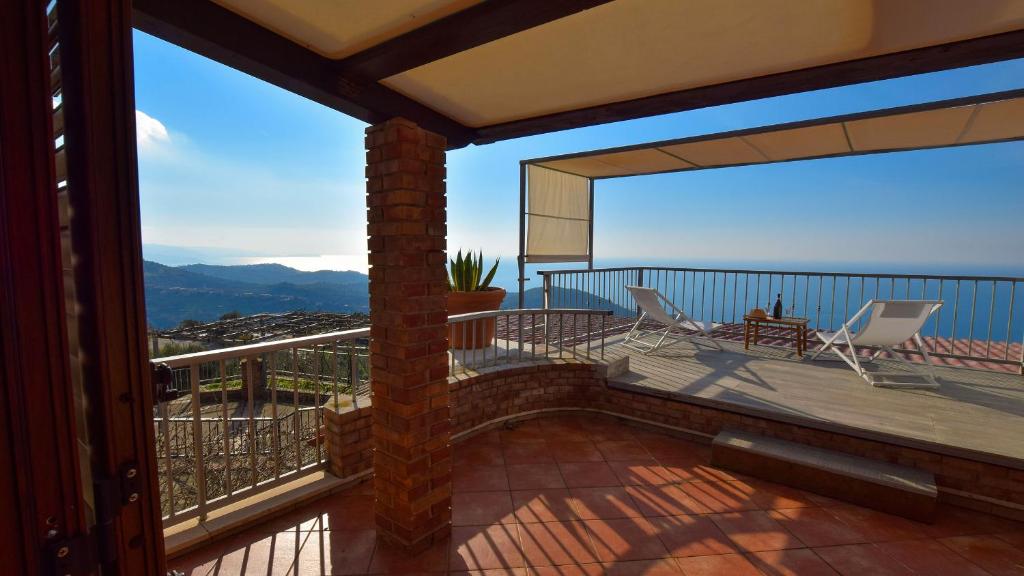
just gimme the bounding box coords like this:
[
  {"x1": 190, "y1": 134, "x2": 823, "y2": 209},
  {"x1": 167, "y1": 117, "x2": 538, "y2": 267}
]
[{"x1": 47, "y1": 463, "x2": 141, "y2": 575}]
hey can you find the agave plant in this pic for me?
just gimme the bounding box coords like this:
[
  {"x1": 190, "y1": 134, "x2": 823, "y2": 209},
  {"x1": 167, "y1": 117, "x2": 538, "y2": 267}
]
[{"x1": 448, "y1": 249, "x2": 500, "y2": 292}]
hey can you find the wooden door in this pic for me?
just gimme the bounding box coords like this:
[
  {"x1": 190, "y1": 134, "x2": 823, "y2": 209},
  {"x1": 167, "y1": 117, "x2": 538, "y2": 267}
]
[{"x1": 0, "y1": 1, "x2": 165, "y2": 574}]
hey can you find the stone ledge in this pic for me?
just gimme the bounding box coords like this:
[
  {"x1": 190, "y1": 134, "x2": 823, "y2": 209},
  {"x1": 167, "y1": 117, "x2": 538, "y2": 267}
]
[{"x1": 162, "y1": 470, "x2": 370, "y2": 559}]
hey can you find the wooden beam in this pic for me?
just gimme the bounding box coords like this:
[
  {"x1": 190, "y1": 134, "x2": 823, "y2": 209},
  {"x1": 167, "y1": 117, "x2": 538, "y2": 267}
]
[
  {"x1": 474, "y1": 29, "x2": 1024, "y2": 145},
  {"x1": 132, "y1": 0, "x2": 477, "y2": 148},
  {"x1": 335, "y1": 0, "x2": 613, "y2": 81}
]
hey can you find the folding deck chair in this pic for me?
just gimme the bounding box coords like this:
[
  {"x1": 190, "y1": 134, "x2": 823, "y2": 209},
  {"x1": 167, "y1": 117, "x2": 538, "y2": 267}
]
[
  {"x1": 623, "y1": 286, "x2": 723, "y2": 355},
  {"x1": 810, "y1": 300, "x2": 943, "y2": 388}
]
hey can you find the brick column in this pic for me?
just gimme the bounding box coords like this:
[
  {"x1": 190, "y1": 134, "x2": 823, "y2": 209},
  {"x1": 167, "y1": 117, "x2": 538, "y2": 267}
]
[{"x1": 365, "y1": 118, "x2": 451, "y2": 551}]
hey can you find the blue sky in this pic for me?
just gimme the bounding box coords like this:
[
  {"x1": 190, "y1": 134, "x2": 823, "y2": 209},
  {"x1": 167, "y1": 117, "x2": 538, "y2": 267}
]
[{"x1": 133, "y1": 30, "x2": 1024, "y2": 279}]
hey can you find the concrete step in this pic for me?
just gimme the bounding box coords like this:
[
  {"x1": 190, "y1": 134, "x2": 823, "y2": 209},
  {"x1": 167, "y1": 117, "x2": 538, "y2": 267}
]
[{"x1": 711, "y1": 428, "x2": 937, "y2": 522}]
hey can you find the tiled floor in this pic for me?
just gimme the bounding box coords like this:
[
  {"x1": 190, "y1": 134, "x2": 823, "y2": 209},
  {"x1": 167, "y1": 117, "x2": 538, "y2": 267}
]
[{"x1": 170, "y1": 415, "x2": 1024, "y2": 575}]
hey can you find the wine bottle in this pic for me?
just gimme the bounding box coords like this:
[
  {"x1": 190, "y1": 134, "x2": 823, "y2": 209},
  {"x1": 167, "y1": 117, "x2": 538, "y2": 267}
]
[{"x1": 773, "y1": 294, "x2": 783, "y2": 319}]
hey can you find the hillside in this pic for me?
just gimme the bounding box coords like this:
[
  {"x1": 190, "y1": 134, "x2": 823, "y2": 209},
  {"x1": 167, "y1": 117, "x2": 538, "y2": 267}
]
[
  {"x1": 144, "y1": 261, "x2": 368, "y2": 328},
  {"x1": 502, "y1": 287, "x2": 633, "y2": 316}
]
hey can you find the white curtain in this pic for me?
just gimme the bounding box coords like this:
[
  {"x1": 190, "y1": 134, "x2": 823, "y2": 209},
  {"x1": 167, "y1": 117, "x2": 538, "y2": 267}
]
[{"x1": 525, "y1": 165, "x2": 591, "y2": 262}]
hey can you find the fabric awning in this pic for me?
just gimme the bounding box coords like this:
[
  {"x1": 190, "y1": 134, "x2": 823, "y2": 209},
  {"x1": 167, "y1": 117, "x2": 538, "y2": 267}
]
[
  {"x1": 528, "y1": 90, "x2": 1024, "y2": 179},
  {"x1": 525, "y1": 165, "x2": 591, "y2": 263}
]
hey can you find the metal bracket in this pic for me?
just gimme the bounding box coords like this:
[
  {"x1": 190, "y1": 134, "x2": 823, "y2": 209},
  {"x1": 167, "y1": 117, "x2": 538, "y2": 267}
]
[{"x1": 46, "y1": 533, "x2": 97, "y2": 576}]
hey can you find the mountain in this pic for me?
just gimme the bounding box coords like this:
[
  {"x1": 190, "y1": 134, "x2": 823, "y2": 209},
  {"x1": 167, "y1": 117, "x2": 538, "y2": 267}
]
[
  {"x1": 144, "y1": 261, "x2": 368, "y2": 328},
  {"x1": 180, "y1": 263, "x2": 366, "y2": 285},
  {"x1": 502, "y1": 287, "x2": 633, "y2": 316}
]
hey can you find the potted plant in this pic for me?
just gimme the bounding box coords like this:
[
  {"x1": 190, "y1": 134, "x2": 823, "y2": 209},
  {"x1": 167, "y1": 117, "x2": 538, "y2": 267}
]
[{"x1": 447, "y1": 250, "x2": 505, "y2": 349}]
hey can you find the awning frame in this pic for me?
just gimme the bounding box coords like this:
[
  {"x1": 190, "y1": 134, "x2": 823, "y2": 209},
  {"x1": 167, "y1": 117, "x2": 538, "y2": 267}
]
[{"x1": 517, "y1": 88, "x2": 1024, "y2": 305}]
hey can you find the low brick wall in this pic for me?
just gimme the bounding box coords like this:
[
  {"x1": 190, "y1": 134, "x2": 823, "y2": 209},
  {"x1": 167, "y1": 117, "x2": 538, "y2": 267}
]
[
  {"x1": 324, "y1": 359, "x2": 1024, "y2": 519},
  {"x1": 324, "y1": 400, "x2": 373, "y2": 480}
]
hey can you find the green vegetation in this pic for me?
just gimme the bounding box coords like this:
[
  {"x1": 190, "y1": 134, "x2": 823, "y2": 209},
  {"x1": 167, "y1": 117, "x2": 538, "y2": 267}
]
[
  {"x1": 448, "y1": 249, "x2": 499, "y2": 292},
  {"x1": 159, "y1": 341, "x2": 206, "y2": 357},
  {"x1": 219, "y1": 310, "x2": 241, "y2": 320},
  {"x1": 199, "y1": 376, "x2": 357, "y2": 394}
]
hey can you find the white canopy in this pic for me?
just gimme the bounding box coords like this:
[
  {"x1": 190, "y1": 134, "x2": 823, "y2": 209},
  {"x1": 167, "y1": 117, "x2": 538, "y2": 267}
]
[{"x1": 517, "y1": 89, "x2": 1024, "y2": 302}]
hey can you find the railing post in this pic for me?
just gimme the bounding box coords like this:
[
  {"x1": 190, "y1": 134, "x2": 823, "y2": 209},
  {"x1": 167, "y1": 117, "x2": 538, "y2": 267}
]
[
  {"x1": 636, "y1": 267, "x2": 644, "y2": 317},
  {"x1": 543, "y1": 274, "x2": 551, "y2": 310},
  {"x1": 189, "y1": 364, "x2": 208, "y2": 521}
]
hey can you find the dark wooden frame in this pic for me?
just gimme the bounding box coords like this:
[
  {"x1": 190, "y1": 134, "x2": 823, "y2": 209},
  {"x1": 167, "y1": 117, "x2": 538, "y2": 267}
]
[
  {"x1": 58, "y1": 0, "x2": 166, "y2": 573},
  {"x1": 0, "y1": 1, "x2": 87, "y2": 573}
]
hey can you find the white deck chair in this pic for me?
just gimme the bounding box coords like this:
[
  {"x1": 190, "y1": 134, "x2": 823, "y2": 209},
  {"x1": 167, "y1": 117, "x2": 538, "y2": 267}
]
[
  {"x1": 811, "y1": 300, "x2": 942, "y2": 389},
  {"x1": 623, "y1": 286, "x2": 723, "y2": 355}
]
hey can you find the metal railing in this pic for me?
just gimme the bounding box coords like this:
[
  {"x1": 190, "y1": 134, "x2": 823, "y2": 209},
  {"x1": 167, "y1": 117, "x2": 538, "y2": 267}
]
[
  {"x1": 539, "y1": 266, "x2": 1024, "y2": 372},
  {"x1": 153, "y1": 328, "x2": 370, "y2": 525},
  {"x1": 152, "y1": 307, "x2": 614, "y2": 526},
  {"x1": 448, "y1": 308, "x2": 613, "y2": 375}
]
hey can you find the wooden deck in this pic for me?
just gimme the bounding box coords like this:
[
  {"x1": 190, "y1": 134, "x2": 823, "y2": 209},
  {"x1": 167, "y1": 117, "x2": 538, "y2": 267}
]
[{"x1": 603, "y1": 336, "x2": 1024, "y2": 466}]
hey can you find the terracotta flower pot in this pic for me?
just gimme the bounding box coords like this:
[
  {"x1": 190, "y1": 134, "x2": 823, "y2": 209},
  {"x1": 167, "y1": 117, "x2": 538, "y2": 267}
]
[{"x1": 448, "y1": 287, "x2": 506, "y2": 349}]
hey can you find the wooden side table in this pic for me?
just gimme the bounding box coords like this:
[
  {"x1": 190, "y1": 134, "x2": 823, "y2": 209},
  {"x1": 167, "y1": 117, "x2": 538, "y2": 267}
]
[{"x1": 743, "y1": 315, "x2": 810, "y2": 356}]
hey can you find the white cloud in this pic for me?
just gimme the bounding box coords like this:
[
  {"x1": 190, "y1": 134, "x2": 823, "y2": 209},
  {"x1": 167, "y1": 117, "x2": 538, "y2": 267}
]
[{"x1": 135, "y1": 110, "x2": 169, "y2": 151}]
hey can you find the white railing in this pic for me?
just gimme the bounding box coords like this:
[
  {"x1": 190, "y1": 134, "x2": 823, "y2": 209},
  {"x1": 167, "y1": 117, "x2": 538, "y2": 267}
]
[
  {"x1": 152, "y1": 308, "x2": 614, "y2": 527},
  {"x1": 448, "y1": 308, "x2": 613, "y2": 375},
  {"x1": 539, "y1": 266, "x2": 1024, "y2": 373},
  {"x1": 153, "y1": 328, "x2": 370, "y2": 525}
]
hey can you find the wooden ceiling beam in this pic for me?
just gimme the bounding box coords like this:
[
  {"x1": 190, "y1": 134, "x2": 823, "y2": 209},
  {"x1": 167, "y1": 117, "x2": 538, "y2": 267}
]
[
  {"x1": 132, "y1": 0, "x2": 477, "y2": 148},
  {"x1": 473, "y1": 29, "x2": 1024, "y2": 145},
  {"x1": 335, "y1": 0, "x2": 613, "y2": 81}
]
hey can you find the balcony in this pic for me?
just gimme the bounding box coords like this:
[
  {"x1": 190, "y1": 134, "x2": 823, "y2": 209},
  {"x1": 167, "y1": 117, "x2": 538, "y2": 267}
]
[{"x1": 155, "y1": 264, "x2": 1024, "y2": 575}]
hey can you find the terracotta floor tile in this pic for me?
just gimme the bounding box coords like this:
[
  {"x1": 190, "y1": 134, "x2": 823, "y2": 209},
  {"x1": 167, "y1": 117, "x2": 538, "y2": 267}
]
[
  {"x1": 518, "y1": 521, "x2": 598, "y2": 567},
  {"x1": 939, "y1": 534, "x2": 1024, "y2": 576},
  {"x1": 298, "y1": 529, "x2": 377, "y2": 575},
  {"x1": 581, "y1": 421, "x2": 639, "y2": 442},
  {"x1": 625, "y1": 484, "x2": 712, "y2": 517},
  {"x1": 529, "y1": 563, "x2": 605, "y2": 576},
  {"x1": 676, "y1": 481, "x2": 760, "y2": 513},
  {"x1": 743, "y1": 479, "x2": 817, "y2": 510},
  {"x1": 448, "y1": 565, "x2": 528, "y2": 569},
  {"x1": 453, "y1": 491, "x2": 517, "y2": 526},
  {"x1": 812, "y1": 543, "x2": 915, "y2": 576},
  {"x1": 709, "y1": 511, "x2": 803, "y2": 552},
  {"x1": 599, "y1": 558, "x2": 684, "y2": 575},
  {"x1": 583, "y1": 517, "x2": 670, "y2": 562},
  {"x1": 450, "y1": 524, "x2": 525, "y2": 571},
  {"x1": 824, "y1": 505, "x2": 926, "y2": 543},
  {"x1": 506, "y1": 463, "x2": 566, "y2": 490},
  {"x1": 595, "y1": 440, "x2": 654, "y2": 461},
  {"x1": 537, "y1": 420, "x2": 593, "y2": 442},
  {"x1": 748, "y1": 548, "x2": 840, "y2": 576},
  {"x1": 547, "y1": 441, "x2": 605, "y2": 463},
  {"x1": 634, "y1": 438, "x2": 699, "y2": 460},
  {"x1": 511, "y1": 489, "x2": 579, "y2": 523},
  {"x1": 875, "y1": 538, "x2": 990, "y2": 576},
  {"x1": 650, "y1": 514, "x2": 737, "y2": 558},
  {"x1": 569, "y1": 486, "x2": 644, "y2": 520},
  {"x1": 674, "y1": 553, "x2": 763, "y2": 576},
  {"x1": 768, "y1": 508, "x2": 867, "y2": 548},
  {"x1": 168, "y1": 530, "x2": 305, "y2": 575},
  {"x1": 367, "y1": 533, "x2": 449, "y2": 574},
  {"x1": 923, "y1": 506, "x2": 1021, "y2": 538},
  {"x1": 607, "y1": 461, "x2": 680, "y2": 486},
  {"x1": 657, "y1": 457, "x2": 740, "y2": 483},
  {"x1": 282, "y1": 494, "x2": 375, "y2": 532},
  {"x1": 558, "y1": 462, "x2": 622, "y2": 488},
  {"x1": 500, "y1": 424, "x2": 548, "y2": 445},
  {"x1": 454, "y1": 465, "x2": 509, "y2": 492},
  {"x1": 456, "y1": 443, "x2": 506, "y2": 467},
  {"x1": 994, "y1": 530, "x2": 1024, "y2": 548},
  {"x1": 503, "y1": 443, "x2": 556, "y2": 465}
]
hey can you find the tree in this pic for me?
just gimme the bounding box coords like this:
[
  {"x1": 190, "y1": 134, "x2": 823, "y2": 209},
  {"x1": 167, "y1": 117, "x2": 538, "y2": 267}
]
[
  {"x1": 219, "y1": 310, "x2": 242, "y2": 320},
  {"x1": 178, "y1": 318, "x2": 201, "y2": 329}
]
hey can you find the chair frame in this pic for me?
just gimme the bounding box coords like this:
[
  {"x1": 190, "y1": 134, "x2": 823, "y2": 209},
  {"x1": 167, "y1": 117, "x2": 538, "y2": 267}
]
[
  {"x1": 810, "y1": 300, "x2": 943, "y2": 389},
  {"x1": 622, "y1": 286, "x2": 723, "y2": 355}
]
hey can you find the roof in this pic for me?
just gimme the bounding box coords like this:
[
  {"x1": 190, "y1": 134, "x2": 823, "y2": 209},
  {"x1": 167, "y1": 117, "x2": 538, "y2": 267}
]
[
  {"x1": 524, "y1": 89, "x2": 1024, "y2": 179},
  {"x1": 133, "y1": 0, "x2": 1024, "y2": 148}
]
